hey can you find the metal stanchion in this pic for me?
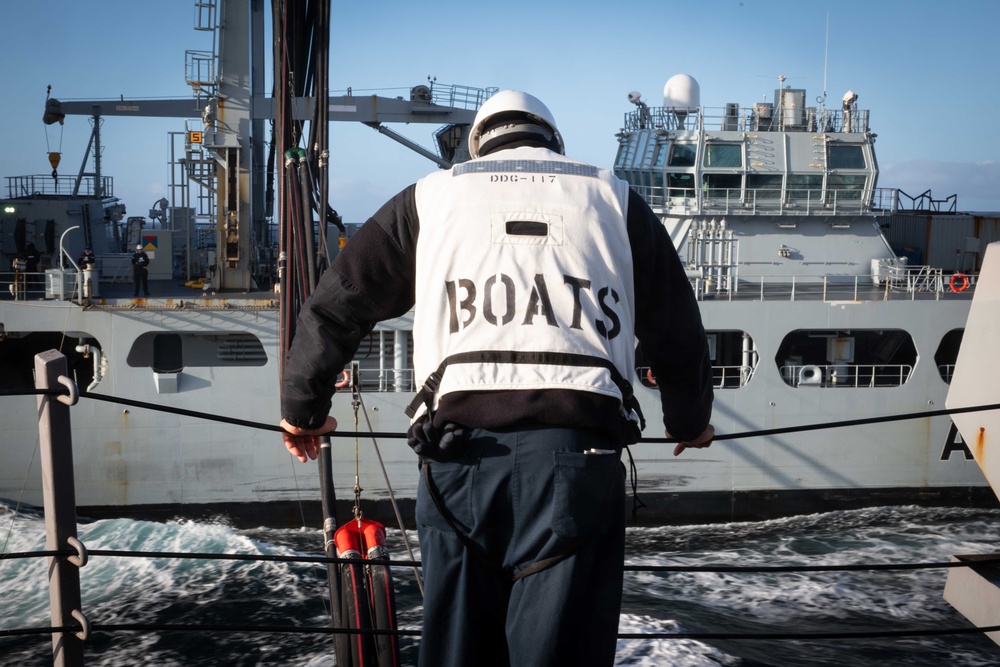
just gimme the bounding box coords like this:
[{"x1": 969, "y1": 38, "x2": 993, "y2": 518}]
[{"x1": 35, "y1": 350, "x2": 86, "y2": 667}]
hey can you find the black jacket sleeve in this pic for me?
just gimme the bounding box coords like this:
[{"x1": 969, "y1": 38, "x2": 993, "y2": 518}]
[
  {"x1": 280, "y1": 185, "x2": 420, "y2": 428},
  {"x1": 626, "y1": 189, "x2": 714, "y2": 441}
]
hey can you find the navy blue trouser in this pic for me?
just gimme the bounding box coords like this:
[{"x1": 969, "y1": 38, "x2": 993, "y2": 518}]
[{"x1": 416, "y1": 426, "x2": 626, "y2": 667}]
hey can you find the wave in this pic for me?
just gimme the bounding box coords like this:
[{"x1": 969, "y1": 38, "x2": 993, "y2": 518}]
[{"x1": 4, "y1": 502, "x2": 1000, "y2": 665}]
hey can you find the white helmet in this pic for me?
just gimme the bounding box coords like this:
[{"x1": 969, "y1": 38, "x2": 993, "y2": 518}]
[{"x1": 468, "y1": 90, "x2": 564, "y2": 159}]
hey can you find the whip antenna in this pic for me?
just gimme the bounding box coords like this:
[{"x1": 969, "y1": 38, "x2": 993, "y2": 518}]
[{"x1": 820, "y1": 12, "x2": 830, "y2": 114}]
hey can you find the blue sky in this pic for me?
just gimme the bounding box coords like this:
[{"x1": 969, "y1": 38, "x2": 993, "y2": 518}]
[{"x1": 3, "y1": 0, "x2": 998, "y2": 222}]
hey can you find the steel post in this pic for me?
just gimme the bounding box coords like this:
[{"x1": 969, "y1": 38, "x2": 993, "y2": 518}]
[{"x1": 35, "y1": 349, "x2": 85, "y2": 667}]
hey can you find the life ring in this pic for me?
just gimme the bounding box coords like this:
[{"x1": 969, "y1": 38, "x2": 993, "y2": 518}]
[
  {"x1": 949, "y1": 273, "x2": 969, "y2": 293},
  {"x1": 646, "y1": 369, "x2": 657, "y2": 386},
  {"x1": 335, "y1": 370, "x2": 350, "y2": 388}
]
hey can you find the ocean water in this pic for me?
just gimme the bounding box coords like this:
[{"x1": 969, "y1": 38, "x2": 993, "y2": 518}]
[{"x1": 2, "y1": 502, "x2": 1000, "y2": 666}]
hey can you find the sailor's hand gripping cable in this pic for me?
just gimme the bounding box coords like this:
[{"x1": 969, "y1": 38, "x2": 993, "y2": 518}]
[
  {"x1": 279, "y1": 416, "x2": 338, "y2": 462},
  {"x1": 671, "y1": 424, "x2": 716, "y2": 457}
]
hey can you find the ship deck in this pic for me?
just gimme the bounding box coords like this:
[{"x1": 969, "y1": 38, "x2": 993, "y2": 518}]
[
  {"x1": 696, "y1": 278, "x2": 975, "y2": 303},
  {"x1": 0, "y1": 270, "x2": 977, "y2": 310},
  {"x1": 0, "y1": 272, "x2": 280, "y2": 309}
]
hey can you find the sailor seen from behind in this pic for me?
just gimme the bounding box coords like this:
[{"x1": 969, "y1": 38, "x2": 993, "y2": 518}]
[{"x1": 280, "y1": 89, "x2": 715, "y2": 667}]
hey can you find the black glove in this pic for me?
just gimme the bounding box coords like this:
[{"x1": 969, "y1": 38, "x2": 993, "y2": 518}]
[{"x1": 406, "y1": 417, "x2": 468, "y2": 461}]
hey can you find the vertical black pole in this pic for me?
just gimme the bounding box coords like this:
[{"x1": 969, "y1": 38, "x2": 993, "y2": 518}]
[
  {"x1": 319, "y1": 436, "x2": 351, "y2": 664},
  {"x1": 35, "y1": 350, "x2": 85, "y2": 667}
]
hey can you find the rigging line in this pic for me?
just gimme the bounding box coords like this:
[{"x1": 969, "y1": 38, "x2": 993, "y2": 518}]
[
  {"x1": 286, "y1": 447, "x2": 309, "y2": 529},
  {"x1": 356, "y1": 392, "x2": 425, "y2": 598},
  {"x1": 1, "y1": 433, "x2": 41, "y2": 557}
]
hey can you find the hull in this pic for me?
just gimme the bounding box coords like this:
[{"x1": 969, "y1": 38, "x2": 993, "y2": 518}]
[
  {"x1": 629, "y1": 297, "x2": 988, "y2": 521},
  {"x1": 1, "y1": 289, "x2": 990, "y2": 526}
]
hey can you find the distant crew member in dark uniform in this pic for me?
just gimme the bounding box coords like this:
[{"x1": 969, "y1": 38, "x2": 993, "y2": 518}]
[
  {"x1": 79, "y1": 245, "x2": 98, "y2": 299},
  {"x1": 132, "y1": 244, "x2": 150, "y2": 297},
  {"x1": 279, "y1": 90, "x2": 715, "y2": 667},
  {"x1": 11, "y1": 251, "x2": 27, "y2": 300},
  {"x1": 24, "y1": 243, "x2": 41, "y2": 296},
  {"x1": 79, "y1": 245, "x2": 96, "y2": 268}
]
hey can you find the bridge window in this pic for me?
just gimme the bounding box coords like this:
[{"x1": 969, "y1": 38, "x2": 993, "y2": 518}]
[
  {"x1": 667, "y1": 172, "x2": 696, "y2": 198},
  {"x1": 703, "y1": 173, "x2": 742, "y2": 199},
  {"x1": 787, "y1": 175, "x2": 823, "y2": 202},
  {"x1": 827, "y1": 174, "x2": 866, "y2": 200},
  {"x1": 668, "y1": 144, "x2": 696, "y2": 167},
  {"x1": 828, "y1": 145, "x2": 865, "y2": 169},
  {"x1": 653, "y1": 144, "x2": 667, "y2": 168},
  {"x1": 704, "y1": 144, "x2": 742, "y2": 168},
  {"x1": 747, "y1": 174, "x2": 783, "y2": 199}
]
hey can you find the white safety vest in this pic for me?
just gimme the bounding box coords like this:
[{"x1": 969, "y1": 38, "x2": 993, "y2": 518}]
[{"x1": 410, "y1": 146, "x2": 638, "y2": 422}]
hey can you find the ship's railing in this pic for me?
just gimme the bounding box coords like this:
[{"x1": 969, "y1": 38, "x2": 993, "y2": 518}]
[
  {"x1": 429, "y1": 84, "x2": 499, "y2": 110},
  {"x1": 623, "y1": 105, "x2": 869, "y2": 134},
  {"x1": 871, "y1": 188, "x2": 901, "y2": 212},
  {"x1": 5, "y1": 175, "x2": 114, "y2": 199},
  {"x1": 631, "y1": 184, "x2": 894, "y2": 216},
  {"x1": 0, "y1": 271, "x2": 54, "y2": 301},
  {"x1": 353, "y1": 367, "x2": 417, "y2": 393},
  {"x1": 0, "y1": 269, "x2": 98, "y2": 303},
  {"x1": 880, "y1": 264, "x2": 947, "y2": 293},
  {"x1": 0, "y1": 257, "x2": 159, "y2": 302},
  {"x1": 780, "y1": 363, "x2": 914, "y2": 388},
  {"x1": 691, "y1": 269, "x2": 973, "y2": 302},
  {"x1": 714, "y1": 364, "x2": 755, "y2": 388},
  {"x1": 897, "y1": 189, "x2": 959, "y2": 214},
  {"x1": 638, "y1": 364, "x2": 754, "y2": 390}
]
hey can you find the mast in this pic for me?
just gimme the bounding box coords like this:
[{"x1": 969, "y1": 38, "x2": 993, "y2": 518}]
[{"x1": 40, "y1": 0, "x2": 488, "y2": 300}]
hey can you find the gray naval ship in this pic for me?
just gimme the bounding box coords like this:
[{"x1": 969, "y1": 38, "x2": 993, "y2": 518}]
[{"x1": 1, "y1": 2, "x2": 996, "y2": 526}]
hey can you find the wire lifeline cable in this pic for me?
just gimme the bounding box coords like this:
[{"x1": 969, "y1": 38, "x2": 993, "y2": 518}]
[
  {"x1": 6, "y1": 541, "x2": 1000, "y2": 645},
  {"x1": 0, "y1": 623, "x2": 421, "y2": 639},
  {"x1": 9, "y1": 550, "x2": 1000, "y2": 641},
  {"x1": 5, "y1": 388, "x2": 999, "y2": 445},
  {"x1": 26, "y1": 548, "x2": 1000, "y2": 573},
  {"x1": 7, "y1": 620, "x2": 1000, "y2": 643}
]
